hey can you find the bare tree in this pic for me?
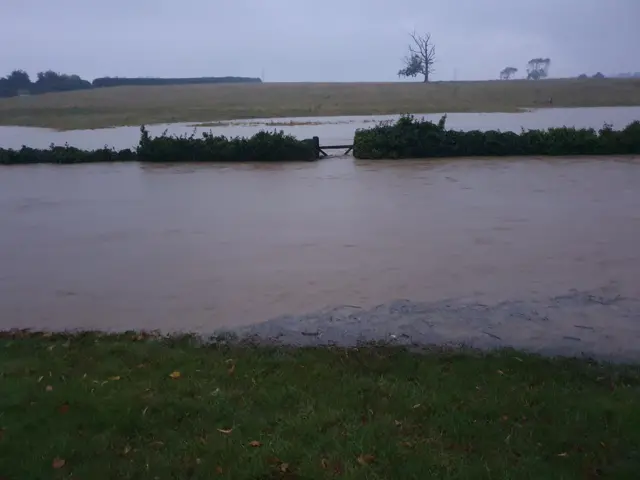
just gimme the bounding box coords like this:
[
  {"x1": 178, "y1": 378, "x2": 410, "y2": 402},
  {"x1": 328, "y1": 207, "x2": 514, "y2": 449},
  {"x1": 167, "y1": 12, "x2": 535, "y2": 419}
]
[
  {"x1": 500, "y1": 67, "x2": 518, "y2": 80},
  {"x1": 398, "y1": 31, "x2": 436, "y2": 83}
]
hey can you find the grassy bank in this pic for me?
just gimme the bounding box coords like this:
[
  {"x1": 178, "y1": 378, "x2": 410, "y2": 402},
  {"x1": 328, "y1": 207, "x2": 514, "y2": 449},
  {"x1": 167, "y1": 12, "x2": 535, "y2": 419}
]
[
  {"x1": 1, "y1": 78, "x2": 640, "y2": 130},
  {"x1": 1, "y1": 333, "x2": 639, "y2": 478},
  {"x1": 0, "y1": 127, "x2": 316, "y2": 164},
  {"x1": 353, "y1": 115, "x2": 640, "y2": 159}
]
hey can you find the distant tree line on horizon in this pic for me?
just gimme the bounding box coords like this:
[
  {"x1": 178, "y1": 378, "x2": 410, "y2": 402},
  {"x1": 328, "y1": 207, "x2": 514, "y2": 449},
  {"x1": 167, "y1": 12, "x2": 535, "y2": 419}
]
[
  {"x1": 0, "y1": 70, "x2": 262, "y2": 98},
  {"x1": 396, "y1": 32, "x2": 561, "y2": 84},
  {"x1": 578, "y1": 72, "x2": 606, "y2": 80},
  {"x1": 500, "y1": 61, "x2": 640, "y2": 82},
  {"x1": 91, "y1": 76, "x2": 262, "y2": 88},
  {"x1": 499, "y1": 58, "x2": 552, "y2": 80},
  {"x1": 615, "y1": 72, "x2": 640, "y2": 78},
  {"x1": 0, "y1": 70, "x2": 91, "y2": 98}
]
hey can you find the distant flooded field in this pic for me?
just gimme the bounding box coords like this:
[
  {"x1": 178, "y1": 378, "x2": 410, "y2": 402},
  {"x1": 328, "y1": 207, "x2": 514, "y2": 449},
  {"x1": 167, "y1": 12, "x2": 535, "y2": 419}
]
[
  {"x1": 0, "y1": 78, "x2": 639, "y2": 130},
  {"x1": 2, "y1": 106, "x2": 640, "y2": 150}
]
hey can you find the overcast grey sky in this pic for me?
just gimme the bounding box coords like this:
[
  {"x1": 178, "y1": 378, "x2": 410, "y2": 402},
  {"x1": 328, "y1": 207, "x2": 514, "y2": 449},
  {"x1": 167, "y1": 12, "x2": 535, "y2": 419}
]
[{"x1": 1, "y1": 0, "x2": 638, "y2": 82}]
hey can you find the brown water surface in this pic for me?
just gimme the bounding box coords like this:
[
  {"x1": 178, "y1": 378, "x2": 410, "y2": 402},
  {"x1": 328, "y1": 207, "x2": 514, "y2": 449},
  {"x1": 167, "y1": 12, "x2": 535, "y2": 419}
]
[{"x1": 1, "y1": 156, "x2": 640, "y2": 332}]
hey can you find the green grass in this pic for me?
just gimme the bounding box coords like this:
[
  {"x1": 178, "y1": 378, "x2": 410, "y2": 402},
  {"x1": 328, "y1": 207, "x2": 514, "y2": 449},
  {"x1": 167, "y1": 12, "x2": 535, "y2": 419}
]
[
  {"x1": 1, "y1": 78, "x2": 640, "y2": 130},
  {"x1": 1, "y1": 332, "x2": 640, "y2": 479}
]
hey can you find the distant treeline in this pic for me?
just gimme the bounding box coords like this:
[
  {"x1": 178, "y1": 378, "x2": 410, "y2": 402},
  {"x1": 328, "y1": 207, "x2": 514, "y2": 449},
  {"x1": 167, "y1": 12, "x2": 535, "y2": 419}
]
[
  {"x1": 0, "y1": 70, "x2": 91, "y2": 98},
  {"x1": 92, "y1": 76, "x2": 261, "y2": 87},
  {"x1": 0, "y1": 69, "x2": 262, "y2": 98},
  {"x1": 615, "y1": 72, "x2": 640, "y2": 78}
]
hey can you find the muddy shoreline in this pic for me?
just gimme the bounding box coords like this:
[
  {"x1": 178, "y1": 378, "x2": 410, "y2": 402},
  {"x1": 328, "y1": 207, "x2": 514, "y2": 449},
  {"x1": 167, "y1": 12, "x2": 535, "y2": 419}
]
[
  {"x1": 224, "y1": 286, "x2": 640, "y2": 363},
  {"x1": 2, "y1": 286, "x2": 639, "y2": 363}
]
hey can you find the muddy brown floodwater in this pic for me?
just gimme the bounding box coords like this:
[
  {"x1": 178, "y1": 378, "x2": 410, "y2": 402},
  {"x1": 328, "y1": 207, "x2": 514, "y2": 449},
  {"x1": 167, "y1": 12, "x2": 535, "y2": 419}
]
[{"x1": 1, "y1": 157, "x2": 640, "y2": 359}]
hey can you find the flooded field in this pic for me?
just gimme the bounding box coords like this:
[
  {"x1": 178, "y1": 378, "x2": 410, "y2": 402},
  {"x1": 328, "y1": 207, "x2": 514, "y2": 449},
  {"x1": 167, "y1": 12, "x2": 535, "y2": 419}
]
[
  {"x1": 1, "y1": 106, "x2": 640, "y2": 150},
  {"x1": 1, "y1": 156, "x2": 640, "y2": 338},
  {"x1": 1, "y1": 107, "x2": 640, "y2": 358}
]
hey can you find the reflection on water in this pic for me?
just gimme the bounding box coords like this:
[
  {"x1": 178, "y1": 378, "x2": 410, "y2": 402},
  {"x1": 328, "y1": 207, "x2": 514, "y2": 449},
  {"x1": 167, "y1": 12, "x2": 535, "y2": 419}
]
[
  {"x1": 1, "y1": 156, "x2": 640, "y2": 332},
  {"x1": 1, "y1": 106, "x2": 640, "y2": 150}
]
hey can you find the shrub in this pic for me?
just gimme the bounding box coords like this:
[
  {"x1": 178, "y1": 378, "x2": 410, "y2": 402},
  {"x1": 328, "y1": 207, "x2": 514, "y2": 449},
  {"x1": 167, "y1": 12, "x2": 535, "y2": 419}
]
[
  {"x1": 353, "y1": 114, "x2": 640, "y2": 159},
  {"x1": 0, "y1": 144, "x2": 135, "y2": 165},
  {"x1": 136, "y1": 127, "x2": 315, "y2": 162},
  {"x1": 0, "y1": 127, "x2": 316, "y2": 165}
]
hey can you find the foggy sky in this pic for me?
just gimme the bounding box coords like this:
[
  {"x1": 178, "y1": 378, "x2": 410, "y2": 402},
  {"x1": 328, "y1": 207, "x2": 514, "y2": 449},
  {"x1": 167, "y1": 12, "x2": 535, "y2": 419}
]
[{"x1": 1, "y1": 0, "x2": 638, "y2": 82}]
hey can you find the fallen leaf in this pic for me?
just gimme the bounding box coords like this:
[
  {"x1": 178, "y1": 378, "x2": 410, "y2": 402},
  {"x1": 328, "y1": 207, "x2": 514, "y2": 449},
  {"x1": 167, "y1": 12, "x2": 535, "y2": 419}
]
[
  {"x1": 412, "y1": 404, "x2": 421, "y2": 409},
  {"x1": 52, "y1": 458, "x2": 66, "y2": 469},
  {"x1": 320, "y1": 458, "x2": 329, "y2": 469},
  {"x1": 357, "y1": 454, "x2": 375, "y2": 465},
  {"x1": 37, "y1": 376, "x2": 44, "y2": 383},
  {"x1": 123, "y1": 445, "x2": 131, "y2": 455},
  {"x1": 108, "y1": 376, "x2": 121, "y2": 381},
  {"x1": 217, "y1": 428, "x2": 233, "y2": 435},
  {"x1": 497, "y1": 370, "x2": 505, "y2": 375},
  {"x1": 557, "y1": 452, "x2": 568, "y2": 457},
  {"x1": 196, "y1": 458, "x2": 202, "y2": 465},
  {"x1": 248, "y1": 440, "x2": 262, "y2": 447},
  {"x1": 228, "y1": 364, "x2": 236, "y2": 375},
  {"x1": 280, "y1": 463, "x2": 290, "y2": 472},
  {"x1": 501, "y1": 415, "x2": 509, "y2": 422},
  {"x1": 169, "y1": 371, "x2": 181, "y2": 379},
  {"x1": 58, "y1": 403, "x2": 70, "y2": 414},
  {"x1": 216, "y1": 466, "x2": 223, "y2": 474},
  {"x1": 45, "y1": 385, "x2": 53, "y2": 392},
  {"x1": 394, "y1": 420, "x2": 402, "y2": 427}
]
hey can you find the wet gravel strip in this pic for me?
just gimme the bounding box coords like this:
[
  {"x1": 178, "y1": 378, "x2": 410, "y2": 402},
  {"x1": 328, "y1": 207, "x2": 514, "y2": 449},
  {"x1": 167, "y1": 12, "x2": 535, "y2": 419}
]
[{"x1": 224, "y1": 286, "x2": 640, "y2": 363}]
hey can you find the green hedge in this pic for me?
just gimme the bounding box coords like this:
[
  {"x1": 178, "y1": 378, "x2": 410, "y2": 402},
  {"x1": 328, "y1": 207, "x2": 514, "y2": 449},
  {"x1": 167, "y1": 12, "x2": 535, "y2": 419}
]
[
  {"x1": 136, "y1": 127, "x2": 316, "y2": 162},
  {"x1": 92, "y1": 76, "x2": 262, "y2": 87},
  {"x1": 0, "y1": 146, "x2": 136, "y2": 165},
  {"x1": 353, "y1": 114, "x2": 640, "y2": 159},
  {"x1": 0, "y1": 127, "x2": 316, "y2": 165}
]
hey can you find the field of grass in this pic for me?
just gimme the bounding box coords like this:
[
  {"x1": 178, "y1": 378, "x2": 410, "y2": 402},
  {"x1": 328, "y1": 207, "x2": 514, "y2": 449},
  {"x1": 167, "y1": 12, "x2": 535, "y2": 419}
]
[
  {"x1": 1, "y1": 332, "x2": 639, "y2": 479},
  {"x1": 0, "y1": 78, "x2": 639, "y2": 130}
]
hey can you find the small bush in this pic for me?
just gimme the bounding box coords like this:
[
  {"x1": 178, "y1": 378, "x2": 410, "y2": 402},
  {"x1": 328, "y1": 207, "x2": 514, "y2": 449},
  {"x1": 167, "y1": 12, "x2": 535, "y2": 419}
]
[
  {"x1": 353, "y1": 114, "x2": 640, "y2": 159},
  {"x1": 0, "y1": 127, "x2": 316, "y2": 165}
]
